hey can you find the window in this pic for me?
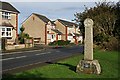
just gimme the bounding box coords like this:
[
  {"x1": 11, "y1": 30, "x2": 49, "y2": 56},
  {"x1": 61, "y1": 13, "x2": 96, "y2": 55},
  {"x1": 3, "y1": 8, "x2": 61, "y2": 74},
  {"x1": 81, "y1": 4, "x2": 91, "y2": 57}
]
[
  {"x1": 47, "y1": 34, "x2": 51, "y2": 39},
  {"x1": 58, "y1": 35, "x2": 61, "y2": 40},
  {"x1": 68, "y1": 28, "x2": 72, "y2": 33},
  {"x1": 68, "y1": 36, "x2": 73, "y2": 40},
  {"x1": 2, "y1": 12, "x2": 11, "y2": 19},
  {"x1": 1, "y1": 27, "x2": 12, "y2": 37},
  {"x1": 33, "y1": 17, "x2": 35, "y2": 20},
  {"x1": 52, "y1": 35, "x2": 54, "y2": 39}
]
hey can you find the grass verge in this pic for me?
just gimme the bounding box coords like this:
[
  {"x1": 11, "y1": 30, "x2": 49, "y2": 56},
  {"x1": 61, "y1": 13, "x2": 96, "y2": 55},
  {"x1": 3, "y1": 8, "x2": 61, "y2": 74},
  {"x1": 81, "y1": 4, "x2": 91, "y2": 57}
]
[{"x1": 3, "y1": 50, "x2": 119, "y2": 79}]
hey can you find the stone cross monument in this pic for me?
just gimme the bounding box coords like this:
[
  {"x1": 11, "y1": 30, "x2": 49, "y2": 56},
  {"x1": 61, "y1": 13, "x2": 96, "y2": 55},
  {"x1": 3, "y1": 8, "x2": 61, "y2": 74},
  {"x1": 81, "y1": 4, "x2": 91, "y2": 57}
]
[{"x1": 76, "y1": 18, "x2": 101, "y2": 74}]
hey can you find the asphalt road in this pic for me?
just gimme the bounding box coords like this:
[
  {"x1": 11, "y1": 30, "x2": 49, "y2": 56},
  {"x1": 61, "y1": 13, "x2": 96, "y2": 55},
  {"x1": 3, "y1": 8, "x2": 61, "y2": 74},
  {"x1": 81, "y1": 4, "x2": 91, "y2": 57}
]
[{"x1": 1, "y1": 45, "x2": 84, "y2": 73}]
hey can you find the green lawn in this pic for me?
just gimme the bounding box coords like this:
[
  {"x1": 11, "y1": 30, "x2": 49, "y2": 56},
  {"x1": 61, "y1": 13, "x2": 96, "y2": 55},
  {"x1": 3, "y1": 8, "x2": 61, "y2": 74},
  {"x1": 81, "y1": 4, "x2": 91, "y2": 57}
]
[{"x1": 4, "y1": 50, "x2": 119, "y2": 79}]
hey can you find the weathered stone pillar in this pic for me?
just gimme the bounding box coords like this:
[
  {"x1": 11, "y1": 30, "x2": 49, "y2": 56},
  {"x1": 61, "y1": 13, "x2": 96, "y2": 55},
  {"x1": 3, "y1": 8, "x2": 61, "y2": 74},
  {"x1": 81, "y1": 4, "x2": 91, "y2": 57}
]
[
  {"x1": 84, "y1": 18, "x2": 93, "y2": 60},
  {"x1": 76, "y1": 18, "x2": 101, "y2": 74}
]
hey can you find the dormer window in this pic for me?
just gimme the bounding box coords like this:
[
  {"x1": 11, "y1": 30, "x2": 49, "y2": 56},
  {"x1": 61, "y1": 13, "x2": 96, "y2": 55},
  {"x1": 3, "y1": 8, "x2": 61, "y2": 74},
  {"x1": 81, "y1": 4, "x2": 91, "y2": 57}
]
[{"x1": 2, "y1": 12, "x2": 11, "y2": 19}]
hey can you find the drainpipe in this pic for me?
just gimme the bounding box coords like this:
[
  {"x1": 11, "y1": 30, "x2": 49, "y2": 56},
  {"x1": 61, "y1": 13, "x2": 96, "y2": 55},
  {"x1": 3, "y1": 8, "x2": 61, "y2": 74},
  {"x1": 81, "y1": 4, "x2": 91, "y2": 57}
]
[
  {"x1": 45, "y1": 24, "x2": 47, "y2": 45},
  {"x1": 65, "y1": 26, "x2": 67, "y2": 41},
  {"x1": 56, "y1": 34, "x2": 58, "y2": 41},
  {"x1": 16, "y1": 13, "x2": 18, "y2": 38}
]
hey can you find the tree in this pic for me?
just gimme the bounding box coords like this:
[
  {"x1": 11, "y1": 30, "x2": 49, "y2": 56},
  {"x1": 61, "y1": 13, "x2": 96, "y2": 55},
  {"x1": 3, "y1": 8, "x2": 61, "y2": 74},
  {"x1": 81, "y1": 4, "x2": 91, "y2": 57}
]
[
  {"x1": 20, "y1": 26, "x2": 25, "y2": 33},
  {"x1": 74, "y1": 1, "x2": 117, "y2": 44},
  {"x1": 114, "y1": 1, "x2": 120, "y2": 39},
  {"x1": 19, "y1": 26, "x2": 30, "y2": 44},
  {"x1": 74, "y1": 1, "x2": 120, "y2": 50}
]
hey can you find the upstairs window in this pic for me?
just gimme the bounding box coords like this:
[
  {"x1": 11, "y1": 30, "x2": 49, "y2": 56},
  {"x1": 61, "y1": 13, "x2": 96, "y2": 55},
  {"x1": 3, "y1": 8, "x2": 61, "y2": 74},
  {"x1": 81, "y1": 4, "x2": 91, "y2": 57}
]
[{"x1": 2, "y1": 12, "x2": 11, "y2": 19}]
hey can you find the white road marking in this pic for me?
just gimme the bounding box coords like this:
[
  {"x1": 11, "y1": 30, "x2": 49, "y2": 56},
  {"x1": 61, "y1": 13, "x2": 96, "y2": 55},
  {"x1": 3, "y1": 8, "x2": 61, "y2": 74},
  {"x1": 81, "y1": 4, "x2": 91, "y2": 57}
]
[
  {"x1": 15, "y1": 56, "x2": 26, "y2": 59},
  {"x1": 1, "y1": 49, "x2": 43, "y2": 55},
  {"x1": 47, "y1": 52, "x2": 51, "y2": 53},
  {"x1": 41, "y1": 52, "x2": 47, "y2": 54},
  {"x1": 1, "y1": 51, "x2": 51, "y2": 61},
  {"x1": 56, "y1": 51, "x2": 60, "y2": 52},
  {"x1": 35, "y1": 52, "x2": 51, "y2": 55},
  {"x1": 0, "y1": 57, "x2": 15, "y2": 61},
  {"x1": 35, "y1": 54, "x2": 41, "y2": 55},
  {"x1": 0, "y1": 56, "x2": 27, "y2": 61}
]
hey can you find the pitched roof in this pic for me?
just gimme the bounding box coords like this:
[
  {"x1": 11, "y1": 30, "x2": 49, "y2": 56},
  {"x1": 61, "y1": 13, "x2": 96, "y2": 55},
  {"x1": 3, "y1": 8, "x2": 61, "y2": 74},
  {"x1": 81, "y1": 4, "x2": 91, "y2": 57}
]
[
  {"x1": 51, "y1": 29, "x2": 63, "y2": 35},
  {"x1": 33, "y1": 13, "x2": 52, "y2": 24},
  {"x1": 73, "y1": 33, "x2": 81, "y2": 36},
  {"x1": 0, "y1": 22, "x2": 13, "y2": 27},
  {"x1": 0, "y1": 1, "x2": 20, "y2": 13},
  {"x1": 57, "y1": 19, "x2": 77, "y2": 27}
]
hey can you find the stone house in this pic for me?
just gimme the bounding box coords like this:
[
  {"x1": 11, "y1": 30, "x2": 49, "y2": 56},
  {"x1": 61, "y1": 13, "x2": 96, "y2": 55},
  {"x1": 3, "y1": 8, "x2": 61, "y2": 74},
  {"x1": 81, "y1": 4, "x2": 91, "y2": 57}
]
[
  {"x1": 22, "y1": 13, "x2": 62, "y2": 45},
  {"x1": 0, "y1": 1, "x2": 20, "y2": 44}
]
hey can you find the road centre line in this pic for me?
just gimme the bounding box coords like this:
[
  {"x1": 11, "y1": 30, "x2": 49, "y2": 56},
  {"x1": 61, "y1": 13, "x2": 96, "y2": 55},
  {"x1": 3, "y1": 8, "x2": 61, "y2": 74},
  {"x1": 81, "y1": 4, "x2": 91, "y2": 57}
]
[
  {"x1": 15, "y1": 56, "x2": 26, "y2": 59},
  {"x1": 47, "y1": 52, "x2": 51, "y2": 53},
  {"x1": 1, "y1": 56, "x2": 27, "y2": 61},
  {"x1": 56, "y1": 50, "x2": 60, "y2": 52},
  {"x1": 0, "y1": 57, "x2": 15, "y2": 61},
  {"x1": 35, "y1": 52, "x2": 47, "y2": 55},
  {"x1": 1, "y1": 52, "x2": 51, "y2": 61},
  {"x1": 1, "y1": 49, "x2": 43, "y2": 55}
]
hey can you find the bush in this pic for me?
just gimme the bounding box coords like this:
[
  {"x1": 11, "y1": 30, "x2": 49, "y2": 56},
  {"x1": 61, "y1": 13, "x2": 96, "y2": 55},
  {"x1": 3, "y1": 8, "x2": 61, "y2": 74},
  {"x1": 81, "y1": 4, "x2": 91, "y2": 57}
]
[
  {"x1": 18, "y1": 33, "x2": 30, "y2": 44},
  {"x1": 101, "y1": 37, "x2": 119, "y2": 51},
  {"x1": 48, "y1": 40, "x2": 70, "y2": 46},
  {"x1": 19, "y1": 38, "x2": 25, "y2": 44},
  {"x1": 49, "y1": 41, "x2": 57, "y2": 46}
]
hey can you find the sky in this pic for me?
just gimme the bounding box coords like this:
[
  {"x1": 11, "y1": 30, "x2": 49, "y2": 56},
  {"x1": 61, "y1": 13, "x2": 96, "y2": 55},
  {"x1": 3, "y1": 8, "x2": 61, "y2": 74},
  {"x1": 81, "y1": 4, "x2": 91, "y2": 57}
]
[
  {"x1": 1, "y1": 0, "x2": 119, "y2": 33},
  {"x1": 11, "y1": 2, "x2": 96, "y2": 33}
]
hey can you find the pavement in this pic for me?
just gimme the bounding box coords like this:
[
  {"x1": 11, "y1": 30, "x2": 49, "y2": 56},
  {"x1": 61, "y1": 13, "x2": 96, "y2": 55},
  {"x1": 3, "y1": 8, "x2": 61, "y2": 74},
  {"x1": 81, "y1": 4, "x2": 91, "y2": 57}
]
[
  {"x1": 1, "y1": 45, "x2": 84, "y2": 73},
  {"x1": 1, "y1": 44, "x2": 48, "y2": 55}
]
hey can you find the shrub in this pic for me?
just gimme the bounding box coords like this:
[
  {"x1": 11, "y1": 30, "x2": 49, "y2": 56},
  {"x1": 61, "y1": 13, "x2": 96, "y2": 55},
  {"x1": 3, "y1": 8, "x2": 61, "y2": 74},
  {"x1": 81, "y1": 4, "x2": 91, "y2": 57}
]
[
  {"x1": 48, "y1": 40, "x2": 70, "y2": 46},
  {"x1": 49, "y1": 41, "x2": 57, "y2": 46},
  {"x1": 18, "y1": 33, "x2": 30, "y2": 44},
  {"x1": 19, "y1": 38, "x2": 25, "y2": 44},
  {"x1": 102, "y1": 37, "x2": 119, "y2": 51}
]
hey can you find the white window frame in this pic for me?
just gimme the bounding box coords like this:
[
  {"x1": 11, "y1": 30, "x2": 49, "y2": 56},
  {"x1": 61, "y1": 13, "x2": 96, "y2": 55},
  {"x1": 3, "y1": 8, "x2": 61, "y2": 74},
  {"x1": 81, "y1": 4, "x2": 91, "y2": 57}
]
[
  {"x1": 2, "y1": 11, "x2": 11, "y2": 19},
  {"x1": 0, "y1": 27, "x2": 12, "y2": 37},
  {"x1": 68, "y1": 36, "x2": 73, "y2": 41},
  {"x1": 58, "y1": 35, "x2": 61, "y2": 40},
  {"x1": 47, "y1": 34, "x2": 51, "y2": 39}
]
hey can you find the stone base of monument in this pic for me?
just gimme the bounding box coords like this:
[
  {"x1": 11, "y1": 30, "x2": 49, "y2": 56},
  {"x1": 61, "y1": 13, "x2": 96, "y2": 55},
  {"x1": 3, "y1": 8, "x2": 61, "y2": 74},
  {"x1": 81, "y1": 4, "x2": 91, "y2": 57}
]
[{"x1": 76, "y1": 60, "x2": 101, "y2": 74}]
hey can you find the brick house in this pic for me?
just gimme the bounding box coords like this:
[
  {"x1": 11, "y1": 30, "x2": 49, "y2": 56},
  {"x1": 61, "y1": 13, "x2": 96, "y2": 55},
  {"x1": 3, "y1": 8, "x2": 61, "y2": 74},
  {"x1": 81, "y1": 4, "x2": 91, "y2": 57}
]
[
  {"x1": 22, "y1": 13, "x2": 62, "y2": 45},
  {"x1": 0, "y1": 1, "x2": 20, "y2": 44},
  {"x1": 54, "y1": 19, "x2": 82, "y2": 44}
]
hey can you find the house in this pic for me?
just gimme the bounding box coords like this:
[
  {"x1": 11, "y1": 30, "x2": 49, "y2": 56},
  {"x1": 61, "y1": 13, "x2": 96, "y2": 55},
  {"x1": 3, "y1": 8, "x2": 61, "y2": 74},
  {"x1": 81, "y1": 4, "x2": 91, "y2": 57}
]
[
  {"x1": 0, "y1": 1, "x2": 20, "y2": 44},
  {"x1": 22, "y1": 13, "x2": 62, "y2": 45},
  {"x1": 54, "y1": 19, "x2": 82, "y2": 44}
]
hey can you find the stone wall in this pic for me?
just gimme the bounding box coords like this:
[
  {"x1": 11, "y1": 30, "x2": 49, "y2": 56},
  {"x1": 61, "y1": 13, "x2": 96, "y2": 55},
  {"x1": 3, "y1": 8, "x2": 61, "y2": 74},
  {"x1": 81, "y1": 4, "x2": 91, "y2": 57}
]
[{"x1": 5, "y1": 44, "x2": 33, "y2": 50}]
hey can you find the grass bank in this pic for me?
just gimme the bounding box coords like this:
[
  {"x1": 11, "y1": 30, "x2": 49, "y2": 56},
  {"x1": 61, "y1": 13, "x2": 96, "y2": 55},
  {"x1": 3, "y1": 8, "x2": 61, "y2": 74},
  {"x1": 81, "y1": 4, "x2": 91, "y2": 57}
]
[{"x1": 3, "y1": 50, "x2": 119, "y2": 79}]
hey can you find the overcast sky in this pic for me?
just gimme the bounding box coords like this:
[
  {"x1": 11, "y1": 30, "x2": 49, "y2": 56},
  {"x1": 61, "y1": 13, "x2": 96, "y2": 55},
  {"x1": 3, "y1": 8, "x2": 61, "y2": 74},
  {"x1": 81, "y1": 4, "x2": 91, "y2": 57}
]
[{"x1": 1, "y1": 0, "x2": 119, "y2": 33}]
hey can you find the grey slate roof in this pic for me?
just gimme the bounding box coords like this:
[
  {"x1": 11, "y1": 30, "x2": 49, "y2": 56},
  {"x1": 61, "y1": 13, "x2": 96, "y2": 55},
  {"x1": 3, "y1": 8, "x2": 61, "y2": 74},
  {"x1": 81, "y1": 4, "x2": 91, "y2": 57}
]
[
  {"x1": 57, "y1": 19, "x2": 77, "y2": 27},
  {"x1": 0, "y1": 1, "x2": 20, "y2": 13},
  {"x1": 33, "y1": 13, "x2": 54, "y2": 24}
]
